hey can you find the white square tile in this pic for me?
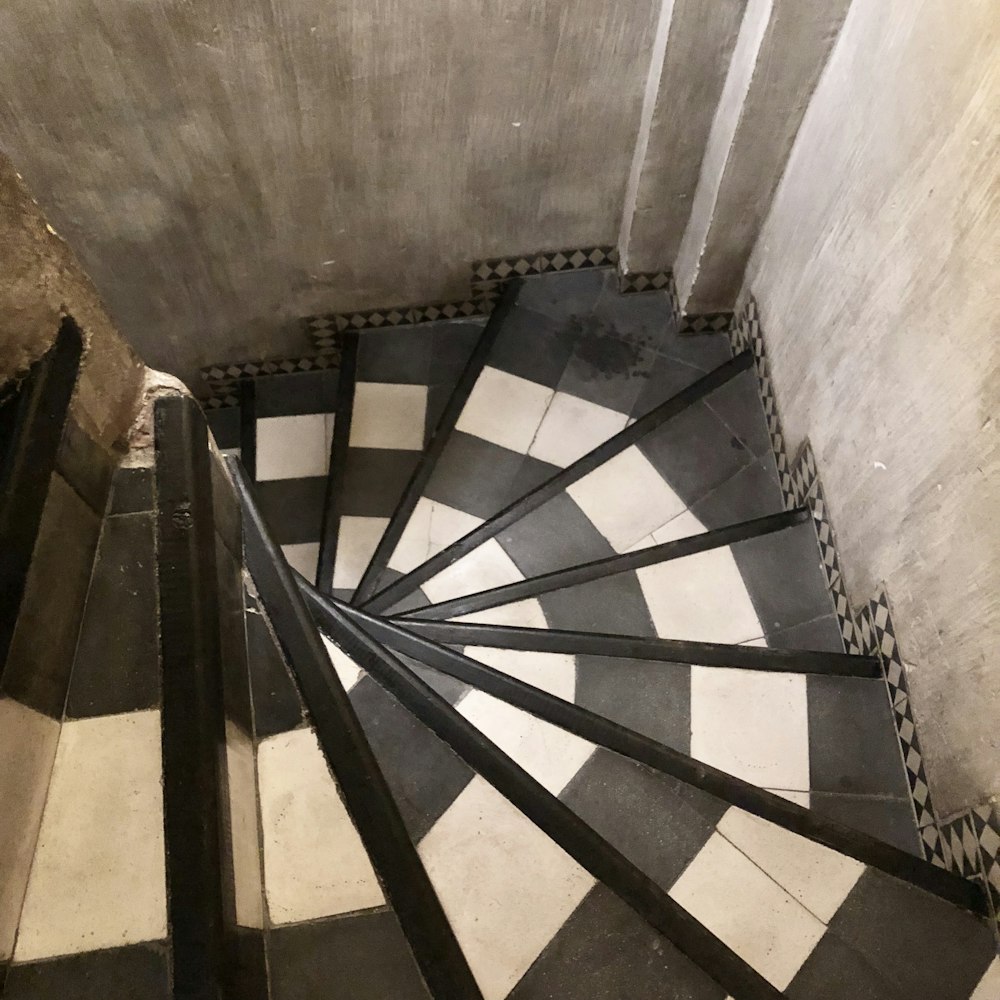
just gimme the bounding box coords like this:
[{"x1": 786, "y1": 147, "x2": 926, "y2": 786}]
[
  {"x1": 257, "y1": 413, "x2": 331, "y2": 481},
  {"x1": 15, "y1": 711, "x2": 167, "y2": 962},
  {"x1": 320, "y1": 633, "x2": 364, "y2": 693},
  {"x1": 419, "y1": 777, "x2": 594, "y2": 1000},
  {"x1": 0, "y1": 698, "x2": 62, "y2": 961},
  {"x1": 717, "y1": 808, "x2": 864, "y2": 923},
  {"x1": 567, "y1": 446, "x2": 687, "y2": 552},
  {"x1": 527, "y1": 392, "x2": 629, "y2": 468},
  {"x1": 972, "y1": 958, "x2": 1000, "y2": 1000},
  {"x1": 458, "y1": 692, "x2": 593, "y2": 795},
  {"x1": 389, "y1": 498, "x2": 483, "y2": 575},
  {"x1": 669, "y1": 833, "x2": 825, "y2": 989},
  {"x1": 456, "y1": 367, "x2": 555, "y2": 454},
  {"x1": 636, "y1": 546, "x2": 762, "y2": 643},
  {"x1": 281, "y1": 542, "x2": 320, "y2": 581},
  {"x1": 769, "y1": 788, "x2": 810, "y2": 808},
  {"x1": 350, "y1": 382, "x2": 427, "y2": 450},
  {"x1": 423, "y1": 539, "x2": 524, "y2": 605},
  {"x1": 454, "y1": 598, "x2": 548, "y2": 629},
  {"x1": 691, "y1": 667, "x2": 810, "y2": 791},
  {"x1": 741, "y1": 636, "x2": 769, "y2": 647},
  {"x1": 464, "y1": 647, "x2": 576, "y2": 700},
  {"x1": 258, "y1": 728, "x2": 383, "y2": 924},
  {"x1": 333, "y1": 515, "x2": 390, "y2": 590},
  {"x1": 225, "y1": 720, "x2": 265, "y2": 929},
  {"x1": 650, "y1": 509, "x2": 706, "y2": 544}
]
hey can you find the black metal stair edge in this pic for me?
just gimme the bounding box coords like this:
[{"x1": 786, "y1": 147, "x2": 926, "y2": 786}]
[
  {"x1": 362, "y1": 349, "x2": 756, "y2": 613},
  {"x1": 238, "y1": 378, "x2": 257, "y2": 481},
  {"x1": 317, "y1": 331, "x2": 359, "y2": 593},
  {"x1": 352, "y1": 280, "x2": 524, "y2": 604},
  {"x1": 393, "y1": 619, "x2": 884, "y2": 678},
  {"x1": 154, "y1": 395, "x2": 233, "y2": 999},
  {"x1": 346, "y1": 604, "x2": 988, "y2": 917},
  {"x1": 300, "y1": 584, "x2": 785, "y2": 1000},
  {"x1": 227, "y1": 456, "x2": 485, "y2": 1000},
  {"x1": 0, "y1": 317, "x2": 84, "y2": 678},
  {"x1": 400, "y1": 507, "x2": 811, "y2": 621}
]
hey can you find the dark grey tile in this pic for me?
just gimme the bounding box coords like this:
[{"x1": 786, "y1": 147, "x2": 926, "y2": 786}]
[
  {"x1": 206, "y1": 405, "x2": 241, "y2": 449},
  {"x1": 631, "y1": 354, "x2": 710, "y2": 417},
  {"x1": 255, "y1": 369, "x2": 339, "y2": 417},
  {"x1": 826, "y1": 869, "x2": 997, "y2": 1000},
  {"x1": 399, "y1": 654, "x2": 470, "y2": 706},
  {"x1": 498, "y1": 453, "x2": 562, "y2": 510},
  {"x1": 591, "y1": 281, "x2": 675, "y2": 350},
  {"x1": 809, "y1": 793, "x2": 921, "y2": 857},
  {"x1": 637, "y1": 399, "x2": 756, "y2": 510},
  {"x1": 807, "y1": 676, "x2": 912, "y2": 798},
  {"x1": 254, "y1": 476, "x2": 326, "y2": 545},
  {"x1": 67, "y1": 513, "x2": 161, "y2": 718},
  {"x1": 349, "y1": 675, "x2": 473, "y2": 842},
  {"x1": 537, "y1": 573, "x2": 656, "y2": 637},
  {"x1": 357, "y1": 327, "x2": 434, "y2": 384},
  {"x1": 560, "y1": 749, "x2": 726, "y2": 890},
  {"x1": 704, "y1": 368, "x2": 772, "y2": 460},
  {"x1": 487, "y1": 307, "x2": 578, "y2": 388},
  {"x1": 425, "y1": 383, "x2": 454, "y2": 441},
  {"x1": 383, "y1": 582, "x2": 435, "y2": 616},
  {"x1": 210, "y1": 450, "x2": 243, "y2": 558},
  {"x1": 245, "y1": 591, "x2": 305, "y2": 739},
  {"x1": 341, "y1": 448, "x2": 421, "y2": 518},
  {"x1": 4, "y1": 941, "x2": 171, "y2": 1000},
  {"x1": 787, "y1": 932, "x2": 906, "y2": 1000},
  {"x1": 109, "y1": 465, "x2": 154, "y2": 515},
  {"x1": 55, "y1": 417, "x2": 117, "y2": 516},
  {"x1": 508, "y1": 884, "x2": 726, "y2": 1000},
  {"x1": 216, "y1": 540, "x2": 254, "y2": 735},
  {"x1": 430, "y1": 321, "x2": 485, "y2": 378},
  {"x1": 224, "y1": 926, "x2": 270, "y2": 1000},
  {"x1": 558, "y1": 325, "x2": 658, "y2": 415},
  {"x1": 688, "y1": 455, "x2": 784, "y2": 529},
  {"x1": 268, "y1": 909, "x2": 430, "y2": 1000},
  {"x1": 768, "y1": 614, "x2": 845, "y2": 653},
  {"x1": 575, "y1": 654, "x2": 691, "y2": 751},
  {"x1": 2, "y1": 474, "x2": 101, "y2": 717},
  {"x1": 659, "y1": 331, "x2": 733, "y2": 375},
  {"x1": 515, "y1": 268, "x2": 608, "y2": 322},
  {"x1": 730, "y1": 521, "x2": 836, "y2": 638}
]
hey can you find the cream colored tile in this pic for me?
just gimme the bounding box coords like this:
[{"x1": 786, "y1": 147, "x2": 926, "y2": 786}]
[
  {"x1": 423, "y1": 539, "x2": 524, "y2": 605},
  {"x1": 527, "y1": 392, "x2": 629, "y2": 468},
  {"x1": 650, "y1": 508, "x2": 706, "y2": 543},
  {"x1": 333, "y1": 515, "x2": 390, "y2": 590},
  {"x1": 389, "y1": 498, "x2": 483, "y2": 574},
  {"x1": 971, "y1": 958, "x2": 1000, "y2": 1000},
  {"x1": 768, "y1": 788, "x2": 811, "y2": 808},
  {"x1": 456, "y1": 367, "x2": 555, "y2": 454},
  {"x1": 458, "y1": 692, "x2": 593, "y2": 795},
  {"x1": 454, "y1": 598, "x2": 548, "y2": 629},
  {"x1": 281, "y1": 542, "x2": 320, "y2": 581},
  {"x1": 15, "y1": 711, "x2": 167, "y2": 961},
  {"x1": 258, "y1": 728, "x2": 383, "y2": 924},
  {"x1": 717, "y1": 808, "x2": 864, "y2": 923},
  {"x1": 320, "y1": 633, "x2": 363, "y2": 693},
  {"x1": 669, "y1": 833, "x2": 825, "y2": 989},
  {"x1": 636, "y1": 546, "x2": 762, "y2": 643},
  {"x1": 350, "y1": 382, "x2": 427, "y2": 450},
  {"x1": 567, "y1": 446, "x2": 687, "y2": 552},
  {"x1": 257, "y1": 413, "x2": 330, "y2": 481},
  {"x1": 0, "y1": 698, "x2": 61, "y2": 962},
  {"x1": 225, "y1": 721, "x2": 265, "y2": 929},
  {"x1": 691, "y1": 667, "x2": 810, "y2": 791},
  {"x1": 463, "y1": 647, "x2": 576, "y2": 700},
  {"x1": 419, "y1": 777, "x2": 594, "y2": 1000}
]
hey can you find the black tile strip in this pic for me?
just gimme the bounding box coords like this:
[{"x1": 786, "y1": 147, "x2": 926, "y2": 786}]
[
  {"x1": 395, "y1": 620, "x2": 883, "y2": 678},
  {"x1": 317, "y1": 332, "x2": 359, "y2": 594},
  {"x1": 348, "y1": 605, "x2": 986, "y2": 916},
  {"x1": 352, "y1": 279, "x2": 524, "y2": 604},
  {"x1": 228, "y1": 456, "x2": 484, "y2": 1000},
  {"x1": 238, "y1": 379, "x2": 257, "y2": 481},
  {"x1": 400, "y1": 508, "x2": 811, "y2": 621},
  {"x1": 298, "y1": 588, "x2": 783, "y2": 1000},
  {"x1": 0, "y1": 317, "x2": 83, "y2": 676},
  {"x1": 362, "y1": 350, "x2": 755, "y2": 614},
  {"x1": 153, "y1": 396, "x2": 229, "y2": 998}
]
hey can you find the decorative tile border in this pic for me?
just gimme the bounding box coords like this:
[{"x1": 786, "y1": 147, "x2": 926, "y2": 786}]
[
  {"x1": 200, "y1": 351, "x2": 342, "y2": 408},
  {"x1": 939, "y1": 802, "x2": 1000, "y2": 938},
  {"x1": 471, "y1": 245, "x2": 618, "y2": 288}
]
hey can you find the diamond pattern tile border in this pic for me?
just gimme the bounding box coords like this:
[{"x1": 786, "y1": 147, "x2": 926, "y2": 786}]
[
  {"x1": 200, "y1": 351, "x2": 343, "y2": 408},
  {"x1": 938, "y1": 802, "x2": 1000, "y2": 939},
  {"x1": 471, "y1": 245, "x2": 619, "y2": 287}
]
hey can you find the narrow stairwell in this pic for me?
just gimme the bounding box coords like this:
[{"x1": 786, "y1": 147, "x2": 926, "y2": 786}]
[{"x1": 0, "y1": 270, "x2": 997, "y2": 998}]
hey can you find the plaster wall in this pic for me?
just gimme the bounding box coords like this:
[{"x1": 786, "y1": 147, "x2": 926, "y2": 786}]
[{"x1": 744, "y1": 0, "x2": 1000, "y2": 815}]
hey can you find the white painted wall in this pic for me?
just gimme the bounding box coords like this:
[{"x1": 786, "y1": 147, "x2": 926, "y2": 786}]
[{"x1": 743, "y1": 0, "x2": 1000, "y2": 815}]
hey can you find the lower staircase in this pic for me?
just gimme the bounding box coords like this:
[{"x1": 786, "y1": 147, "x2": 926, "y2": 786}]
[{"x1": 0, "y1": 271, "x2": 997, "y2": 998}]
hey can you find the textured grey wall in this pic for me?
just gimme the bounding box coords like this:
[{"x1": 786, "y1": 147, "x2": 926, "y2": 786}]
[
  {"x1": 743, "y1": 0, "x2": 1000, "y2": 816},
  {"x1": 0, "y1": 0, "x2": 658, "y2": 387}
]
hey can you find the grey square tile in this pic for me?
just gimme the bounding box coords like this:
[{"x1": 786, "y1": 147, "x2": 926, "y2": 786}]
[
  {"x1": 575, "y1": 654, "x2": 691, "y2": 752},
  {"x1": 807, "y1": 676, "x2": 912, "y2": 798},
  {"x1": 768, "y1": 614, "x2": 845, "y2": 653},
  {"x1": 514, "y1": 269, "x2": 608, "y2": 321},
  {"x1": 809, "y1": 793, "x2": 921, "y2": 857},
  {"x1": 487, "y1": 308, "x2": 578, "y2": 388},
  {"x1": 341, "y1": 448, "x2": 422, "y2": 517},
  {"x1": 631, "y1": 354, "x2": 720, "y2": 417},
  {"x1": 537, "y1": 573, "x2": 656, "y2": 637},
  {"x1": 254, "y1": 476, "x2": 326, "y2": 545},
  {"x1": 591, "y1": 281, "x2": 675, "y2": 350},
  {"x1": 108, "y1": 466, "x2": 154, "y2": 515},
  {"x1": 689, "y1": 456, "x2": 784, "y2": 530},
  {"x1": 255, "y1": 369, "x2": 340, "y2": 417},
  {"x1": 705, "y1": 368, "x2": 773, "y2": 460},
  {"x1": 206, "y1": 405, "x2": 241, "y2": 449},
  {"x1": 787, "y1": 932, "x2": 905, "y2": 1000},
  {"x1": 356, "y1": 327, "x2": 434, "y2": 384},
  {"x1": 245, "y1": 591, "x2": 305, "y2": 739},
  {"x1": 508, "y1": 884, "x2": 726, "y2": 1000}
]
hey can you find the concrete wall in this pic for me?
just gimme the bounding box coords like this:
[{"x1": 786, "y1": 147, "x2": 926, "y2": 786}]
[
  {"x1": 0, "y1": 0, "x2": 660, "y2": 388},
  {"x1": 743, "y1": 0, "x2": 1000, "y2": 816}
]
